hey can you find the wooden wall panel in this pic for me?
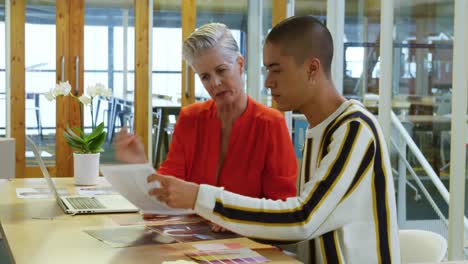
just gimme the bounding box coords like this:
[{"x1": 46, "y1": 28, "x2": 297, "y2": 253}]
[
  {"x1": 25, "y1": 167, "x2": 57, "y2": 178},
  {"x1": 55, "y1": 0, "x2": 84, "y2": 177},
  {"x1": 272, "y1": 0, "x2": 287, "y2": 26},
  {"x1": 181, "y1": 0, "x2": 196, "y2": 107},
  {"x1": 11, "y1": 0, "x2": 25, "y2": 178},
  {"x1": 55, "y1": 0, "x2": 70, "y2": 177},
  {"x1": 134, "y1": 0, "x2": 150, "y2": 154}
]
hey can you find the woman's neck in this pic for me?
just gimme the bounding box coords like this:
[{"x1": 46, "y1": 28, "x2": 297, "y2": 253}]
[{"x1": 217, "y1": 93, "x2": 248, "y2": 128}]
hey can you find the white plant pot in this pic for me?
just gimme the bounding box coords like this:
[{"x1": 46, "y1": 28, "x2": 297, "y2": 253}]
[{"x1": 73, "y1": 152, "x2": 100, "y2": 186}]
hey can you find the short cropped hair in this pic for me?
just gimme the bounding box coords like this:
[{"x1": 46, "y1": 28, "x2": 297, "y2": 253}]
[
  {"x1": 266, "y1": 16, "x2": 333, "y2": 78},
  {"x1": 182, "y1": 23, "x2": 240, "y2": 66}
]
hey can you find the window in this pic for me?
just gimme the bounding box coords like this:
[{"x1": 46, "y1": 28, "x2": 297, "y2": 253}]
[{"x1": 0, "y1": 2, "x2": 5, "y2": 137}]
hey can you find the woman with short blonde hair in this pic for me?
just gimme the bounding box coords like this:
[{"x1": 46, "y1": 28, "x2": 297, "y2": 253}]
[{"x1": 183, "y1": 23, "x2": 240, "y2": 65}]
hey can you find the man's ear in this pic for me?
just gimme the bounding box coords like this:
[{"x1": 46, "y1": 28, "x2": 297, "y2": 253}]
[{"x1": 306, "y1": 58, "x2": 320, "y2": 81}]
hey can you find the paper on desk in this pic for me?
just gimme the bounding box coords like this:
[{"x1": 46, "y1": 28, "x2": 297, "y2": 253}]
[
  {"x1": 111, "y1": 214, "x2": 203, "y2": 226},
  {"x1": 100, "y1": 163, "x2": 193, "y2": 215},
  {"x1": 16, "y1": 187, "x2": 69, "y2": 199},
  {"x1": 84, "y1": 225, "x2": 176, "y2": 248},
  {"x1": 148, "y1": 222, "x2": 240, "y2": 243},
  {"x1": 185, "y1": 248, "x2": 270, "y2": 263},
  {"x1": 161, "y1": 261, "x2": 197, "y2": 264},
  {"x1": 75, "y1": 186, "x2": 117, "y2": 196},
  {"x1": 193, "y1": 242, "x2": 243, "y2": 251}
]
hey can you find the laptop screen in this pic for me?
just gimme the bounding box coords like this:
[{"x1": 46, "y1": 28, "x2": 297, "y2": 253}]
[{"x1": 25, "y1": 136, "x2": 61, "y2": 202}]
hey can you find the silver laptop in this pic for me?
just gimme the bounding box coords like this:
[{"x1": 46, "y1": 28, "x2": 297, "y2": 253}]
[{"x1": 26, "y1": 136, "x2": 138, "y2": 215}]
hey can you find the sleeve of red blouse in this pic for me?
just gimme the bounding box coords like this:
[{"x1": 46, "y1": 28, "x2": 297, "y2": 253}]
[
  {"x1": 156, "y1": 109, "x2": 189, "y2": 180},
  {"x1": 262, "y1": 117, "x2": 298, "y2": 200}
]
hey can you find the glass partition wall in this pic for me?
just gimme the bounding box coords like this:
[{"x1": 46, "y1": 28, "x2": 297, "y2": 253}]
[
  {"x1": 25, "y1": 3, "x2": 56, "y2": 165},
  {"x1": 6, "y1": 1, "x2": 139, "y2": 176},
  {"x1": 152, "y1": 1, "x2": 182, "y2": 108},
  {"x1": 84, "y1": 1, "x2": 135, "y2": 163},
  {"x1": 294, "y1": 0, "x2": 327, "y2": 17},
  {"x1": 392, "y1": 1, "x2": 454, "y2": 237},
  {"x1": 258, "y1": 0, "x2": 273, "y2": 106},
  {"x1": 0, "y1": 1, "x2": 5, "y2": 137},
  {"x1": 393, "y1": 1, "x2": 455, "y2": 175},
  {"x1": 150, "y1": 0, "x2": 182, "y2": 167},
  {"x1": 21, "y1": 1, "x2": 136, "y2": 168},
  {"x1": 342, "y1": 0, "x2": 381, "y2": 101}
]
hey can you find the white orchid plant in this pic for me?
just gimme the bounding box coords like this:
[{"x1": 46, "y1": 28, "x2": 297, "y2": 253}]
[{"x1": 44, "y1": 81, "x2": 112, "y2": 154}]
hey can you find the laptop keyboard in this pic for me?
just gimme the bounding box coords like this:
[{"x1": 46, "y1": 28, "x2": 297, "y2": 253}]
[{"x1": 66, "y1": 197, "x2": 106, "y2": 209}]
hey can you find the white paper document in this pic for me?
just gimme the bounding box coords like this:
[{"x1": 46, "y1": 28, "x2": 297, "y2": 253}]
[
  {"x1": 75, "y1": 186, "x2": 118, "y2": 196},
  {"x1": 100, "y1": 163, "x2": 193, "y2": 215},
  {"x1": 16, "y1": 187, "x2": 69, "y2": 199}
]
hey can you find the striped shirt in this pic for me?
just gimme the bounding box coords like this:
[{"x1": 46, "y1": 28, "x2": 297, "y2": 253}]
[{"x1": 194, "y1": 100, "x2": 400, "y2": 263}]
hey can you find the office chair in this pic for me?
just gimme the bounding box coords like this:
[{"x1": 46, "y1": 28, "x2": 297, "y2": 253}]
[{"x1": 399, "y1": 229, "x2": 447, "y2": 263}]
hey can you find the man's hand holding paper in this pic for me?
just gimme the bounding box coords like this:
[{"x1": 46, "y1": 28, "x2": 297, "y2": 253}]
[
  {"x1": 100, "y1": 163, "x2": 193, "y2": 215},
  {"x1": 147, "y1": 173, "x2": 199, "y2": 210}
]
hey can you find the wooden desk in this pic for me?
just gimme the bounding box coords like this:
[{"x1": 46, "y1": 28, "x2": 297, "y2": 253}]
[{"x1": 0, "y1": 178, "x2": 299, "y2": 264}]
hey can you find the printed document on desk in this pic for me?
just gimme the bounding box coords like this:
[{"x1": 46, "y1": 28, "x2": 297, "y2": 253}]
[{"x1": 100, "y1": 163, "x2": 193, "y2": 215}]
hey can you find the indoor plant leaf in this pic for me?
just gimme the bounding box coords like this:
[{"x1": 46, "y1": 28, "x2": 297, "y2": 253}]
[
  {"x1": 65, "y1": 127, "x2": 86, "y2": 144},
  {"x1": 85, "y1": 122, "x2": 105, "y2": 143},
  {"x1": 88, "y1": 132, "x2": 106, "y2": 153},
  {"x1": 63, "y1": 131, "x2": 84, "y2": 146}
]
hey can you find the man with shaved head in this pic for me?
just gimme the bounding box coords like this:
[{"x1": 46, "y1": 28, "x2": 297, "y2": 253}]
[
  {"x1": 265, "y1": 15, "x2": 334, "y2": 79},
  {"x1": 148, "y1": 16, "x2": 400, "y2": 263}
]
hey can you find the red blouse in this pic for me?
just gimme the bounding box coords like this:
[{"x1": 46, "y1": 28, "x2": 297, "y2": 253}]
[{"x1": 157, "y1": 97, "x2": 297, "y2": 200}]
